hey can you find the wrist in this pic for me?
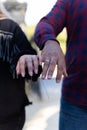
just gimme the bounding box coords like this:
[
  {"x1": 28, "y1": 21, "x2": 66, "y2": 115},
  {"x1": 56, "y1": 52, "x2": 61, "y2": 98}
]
[{"x1": 45, "y1": 40, "x2": 60, "y2": 46}]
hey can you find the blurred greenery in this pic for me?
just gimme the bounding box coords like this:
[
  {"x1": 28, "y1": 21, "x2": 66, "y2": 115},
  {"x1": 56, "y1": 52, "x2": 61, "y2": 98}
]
[
  {"x1": 26, "y1": 25, "x2": 67, "y2": 54},
  {"x1": 57, "y1": 28, "x2": 67, "y2": 54}
]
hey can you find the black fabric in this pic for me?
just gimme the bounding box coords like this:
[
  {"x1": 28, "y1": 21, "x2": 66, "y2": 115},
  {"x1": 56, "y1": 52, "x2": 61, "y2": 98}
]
[
  {"x1": 0, "y1": 18, "x2": 42, "y2": 79},
  {"x1": 0, "y1": 109, "x2": 25, "y2": 130},
  {"x1": 0, "y1": 18, "x2": 42, "y2": 128},
  {"x1": 0, "y1": 60, "x2": 28, "y2": 123},
  {"x1": 17, "y1": 65, "x2": 42, "y2": 81},
  {"x1": 0, "y1": 19, "x2": 37, "y2": 77}
]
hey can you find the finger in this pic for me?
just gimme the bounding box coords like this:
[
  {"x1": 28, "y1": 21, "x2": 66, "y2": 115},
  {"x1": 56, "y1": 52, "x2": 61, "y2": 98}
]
[
  {"x1": 38, "y1": 55, "x2": 42, "y2": 65},
  {"x1": 25, "y1": 56, "x2": 33, "y2": 77},
  {"x1": 41, "y1": 58, "x2": 50, "y2": 79},
  {"x1": 16, "y1": 61, "x2": 20, "y2": 75},
  {"x1": 32, "y1": 55, "x2": 39, "y2": 74},
  {"x1": 47, "y1": 58, "x2": 56, "y2": 79},
  {"x1": 63, "y1": 64, "x2": 68, "y2": 77},
  {"x1": 56, "y1": 64, "x2": 63, "y2": 83},
  {"x1": 19, "y1": 57, "x2": 26, "y2": 77}
]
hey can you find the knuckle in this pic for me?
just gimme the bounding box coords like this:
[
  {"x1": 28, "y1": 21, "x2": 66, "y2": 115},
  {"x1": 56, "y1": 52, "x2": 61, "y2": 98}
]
[
  {"x1": 32, "y1": 55, "x2": 37, "y2": 60},
  {"x1": 34, "y1": 62, "x2": 38, "y2": 67},
  {"x1": 19, "y1": 60, "x2": 24, "y2": 65},
  {"x1": 50, "y1": 60, "x2": 56, "y2": 66}
]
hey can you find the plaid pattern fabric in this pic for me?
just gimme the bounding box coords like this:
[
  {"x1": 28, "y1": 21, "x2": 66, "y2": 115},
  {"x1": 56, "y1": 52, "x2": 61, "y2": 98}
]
[{"x1": 34, "y1": 0, "x2": 87, "y2": 106}]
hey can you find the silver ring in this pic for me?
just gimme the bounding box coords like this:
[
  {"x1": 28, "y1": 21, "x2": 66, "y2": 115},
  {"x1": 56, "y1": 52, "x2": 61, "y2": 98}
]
[{"x1": 45, "y1": 59, "x2": 50, "y2": 63}]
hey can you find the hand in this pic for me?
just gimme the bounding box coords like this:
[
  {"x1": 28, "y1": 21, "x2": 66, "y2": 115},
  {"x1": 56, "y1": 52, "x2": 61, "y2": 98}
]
[
  {"x1": 41, "y1": 40, "x2": 68, "y2": 83},
  {"x1": 16, "y1": 54, "x2": 41, "y2": 77}
]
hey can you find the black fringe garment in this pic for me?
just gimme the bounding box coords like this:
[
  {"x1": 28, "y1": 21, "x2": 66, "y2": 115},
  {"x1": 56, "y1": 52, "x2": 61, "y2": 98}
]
[{"x1": 0, "y1": 19, "x2": 42, "y2": 125}]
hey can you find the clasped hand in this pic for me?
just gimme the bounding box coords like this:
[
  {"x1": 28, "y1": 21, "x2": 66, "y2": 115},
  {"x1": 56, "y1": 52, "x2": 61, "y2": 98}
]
[
  {"x1": 16, "y1": 40, "x2": 68, "y2": 83},
  {"x1": 16, "y1": 54, "x2": 41, "y2": 77}
]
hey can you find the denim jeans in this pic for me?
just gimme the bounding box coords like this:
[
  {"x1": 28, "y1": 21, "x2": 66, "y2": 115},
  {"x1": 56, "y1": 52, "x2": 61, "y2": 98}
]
[{"x1": 59, "y1": 98, "x2": 87, "y2": 130}]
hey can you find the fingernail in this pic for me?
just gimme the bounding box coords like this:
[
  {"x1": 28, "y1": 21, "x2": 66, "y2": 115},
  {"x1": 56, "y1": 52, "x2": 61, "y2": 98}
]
[
  {"x1": 39, "y1": 62, "x2": 42, "y2": 65},
  {"x1": 41, "y1": 75, "x2": 45, "y2": 79},
  {"x1": 48, "y1": 75, "x2": 52, "y2": 79},
  {"x1": 35, "y1": 69, "x2": 38, "y2": 74},
  {"x1": 56, "y1": 79, "x2": 60, "y2": 83},
  {"x1": 16, "y1": 69, "x2": 19, "y2": 75},
  {"x1": 21, "y1": 73, "x2": 25, "y2": 77},
  {"x1": 29, "y1": 72, "x2": 33, "y2": 76}
]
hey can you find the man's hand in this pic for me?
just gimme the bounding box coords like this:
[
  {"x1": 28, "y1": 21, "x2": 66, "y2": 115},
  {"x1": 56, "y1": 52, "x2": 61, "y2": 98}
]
[
  {"x1": 16, "y1": 55, "x2": 40, "y2": 77},
  {"x1": 41, "y1": 40, "x2": 68, "y2": 83}
]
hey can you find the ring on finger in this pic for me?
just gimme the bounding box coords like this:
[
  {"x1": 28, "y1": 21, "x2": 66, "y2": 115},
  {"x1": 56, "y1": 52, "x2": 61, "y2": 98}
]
[{"x1": 45, "y1": 59, "x2": 50, "y2": 64}]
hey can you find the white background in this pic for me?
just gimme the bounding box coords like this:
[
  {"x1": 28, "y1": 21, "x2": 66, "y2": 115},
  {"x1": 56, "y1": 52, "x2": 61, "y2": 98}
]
[{"x1": 1, "y1": 0, "x2": 57, "y2": 25}]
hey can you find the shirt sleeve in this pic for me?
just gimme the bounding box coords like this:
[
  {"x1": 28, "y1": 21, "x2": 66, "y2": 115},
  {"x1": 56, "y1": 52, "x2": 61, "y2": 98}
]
[
  {"x1": 11, "y1": 25, "x2": 42, "y2": 80},
  {"x1": 13, "y1": 24, "x2": 37, "y2": 57},
  {"x1": 0, "y1": 19, "x2": 37, "y2": 64},
  {"x1": 34, "y1": 0, "x2": 67, "y2": 50},
  {"x1": 9, "y1": 20, "x2": 37, "y2": 76},
  {"x1": 0, "y1": 18, "x2": 42, "y2": 80}
]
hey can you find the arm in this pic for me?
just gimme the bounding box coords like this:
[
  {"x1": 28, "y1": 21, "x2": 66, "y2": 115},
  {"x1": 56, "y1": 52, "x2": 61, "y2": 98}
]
[
  {"x1": 34, "y1": 0, "x2": 68, "y2": 82},
  {"x1": 34, "y1": 0, "x2": 67, "y2": 49},
  {"x1": 0, "y1": 18, "x2": 42, "y2": 80},
  {"x1": 9, "y1": 20, "x2": 42, "y2": 79}
]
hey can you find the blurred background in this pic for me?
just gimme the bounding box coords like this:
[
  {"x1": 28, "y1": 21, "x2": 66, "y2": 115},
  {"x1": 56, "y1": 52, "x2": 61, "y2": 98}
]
[{"x1": 0, "y1": 0, "x2": 67, "y2": 130}]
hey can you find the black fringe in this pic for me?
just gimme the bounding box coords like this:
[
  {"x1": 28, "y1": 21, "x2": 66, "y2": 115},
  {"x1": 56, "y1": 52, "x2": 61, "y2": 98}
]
[
  {"x1": 0, "y1": 30, "x2": 13, "y2": 62},
  {"x1": 0, "y1": 31, "x2": 19, "y2": 77},
  {"x1": 0, "y1": 30, "x2": 42, "y2": 80}
]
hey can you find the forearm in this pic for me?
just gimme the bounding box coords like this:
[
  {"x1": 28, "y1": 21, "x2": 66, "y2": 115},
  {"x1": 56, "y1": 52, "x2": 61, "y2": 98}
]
[{"x1": 34, "y1": 0, "x2": 67, "y2": 50}]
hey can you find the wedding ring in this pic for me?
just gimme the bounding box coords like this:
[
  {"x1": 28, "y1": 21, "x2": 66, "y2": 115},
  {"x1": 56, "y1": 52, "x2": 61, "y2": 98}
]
[{"x1": 45, "y1": 58, "x2": 50, "y2": 64}]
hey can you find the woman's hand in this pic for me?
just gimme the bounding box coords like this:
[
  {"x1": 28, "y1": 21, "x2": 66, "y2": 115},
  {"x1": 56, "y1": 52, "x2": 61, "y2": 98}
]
[{"x1": 16, "y1": 54, "x2": 41, "y2": 77}]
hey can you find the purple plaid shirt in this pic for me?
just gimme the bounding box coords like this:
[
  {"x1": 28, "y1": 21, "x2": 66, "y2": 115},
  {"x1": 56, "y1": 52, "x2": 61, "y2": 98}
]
[{"x1": 34, "y1": 0, "x2": 87, "y2": 106}]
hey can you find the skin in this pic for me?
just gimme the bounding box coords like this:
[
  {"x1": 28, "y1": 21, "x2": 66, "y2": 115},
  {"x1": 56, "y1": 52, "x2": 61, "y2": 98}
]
[
  {"x1": 16, "y1": 40, "x2": 67, "y2": 82},
  {"x1": 40, "y1": 40, "x2": 68, "y2": 83},
  {"x1": 16, "y1": 54, "x2": 41, "y2": 77}
]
